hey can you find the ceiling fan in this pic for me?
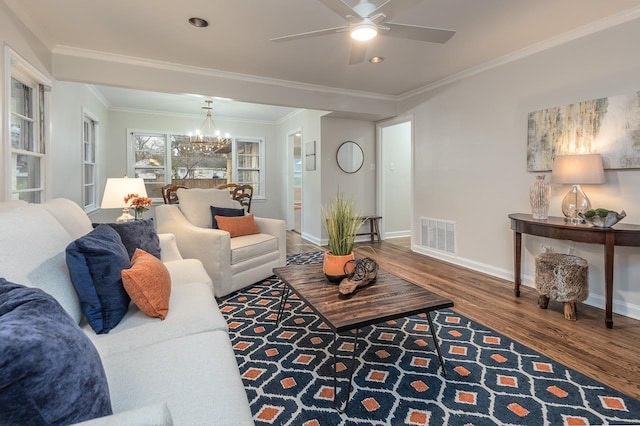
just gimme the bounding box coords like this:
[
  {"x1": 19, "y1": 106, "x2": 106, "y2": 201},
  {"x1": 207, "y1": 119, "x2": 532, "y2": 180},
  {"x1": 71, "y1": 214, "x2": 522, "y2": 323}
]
[{"x1": 270, "y1": 0, "x2": 456, "y2": 65}]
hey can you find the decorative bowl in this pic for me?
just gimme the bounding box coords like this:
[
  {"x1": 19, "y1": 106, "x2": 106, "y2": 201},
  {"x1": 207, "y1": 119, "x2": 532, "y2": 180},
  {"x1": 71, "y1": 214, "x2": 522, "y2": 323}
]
[{"x1": 579, "y1": 210, "x2": 626, "y2": 228}]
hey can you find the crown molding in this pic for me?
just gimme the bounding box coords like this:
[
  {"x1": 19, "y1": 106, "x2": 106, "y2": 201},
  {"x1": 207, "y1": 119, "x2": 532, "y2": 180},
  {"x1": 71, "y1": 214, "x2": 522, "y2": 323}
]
[
  {"x1": 87, "y1": 85, "x2": 111, "y2": 109},
  {"x1": 399, "y1": 6, "x2": 640, "y2": 101},
  {"x1": 52, "y1": 45, "x2": 397, "y2": 102},
  {"x1": 276, "y1": 109, "x2": 307, "y2": 125}
]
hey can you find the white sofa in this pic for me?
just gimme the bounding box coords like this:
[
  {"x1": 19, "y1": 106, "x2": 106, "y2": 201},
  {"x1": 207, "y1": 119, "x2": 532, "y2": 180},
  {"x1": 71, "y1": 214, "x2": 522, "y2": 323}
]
[
  {"x1": 156, "y1": 188, "x2": 286, "y2": 298},
  {"x1": 0, "y1": 198, "x2": 254, "y2": 425}
]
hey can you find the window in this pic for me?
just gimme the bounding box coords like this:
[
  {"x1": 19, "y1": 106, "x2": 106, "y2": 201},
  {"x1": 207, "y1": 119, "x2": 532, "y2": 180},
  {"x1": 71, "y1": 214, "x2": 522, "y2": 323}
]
[
  {"x1": 6, "y1": 48, "x2": 50, "y2": 203},
  {"x1": 83, "y1": 111, "x2": 98, "y2": 211},
  {"x1": 129, "y1": 131, "x2": 167, "y2": 200},
  {"x1": 235, "y1": 138, "x2": 265, "y2": 198}
]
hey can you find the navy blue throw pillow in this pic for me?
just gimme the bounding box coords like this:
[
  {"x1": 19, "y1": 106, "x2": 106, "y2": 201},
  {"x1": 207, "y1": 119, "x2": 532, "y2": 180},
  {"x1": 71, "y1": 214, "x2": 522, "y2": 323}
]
[
  {"x1": 210, "y1": 206, "x2": 244, "y2": 229},
  {"x1": 0, "y1": 278, "x2": 112, "y2": 424},
  {"x1": 66, "y1": 224, "x2": 131, "y2": 334},
  {"x1": 93, "y1": 219, "x2": 161, "y2": 260}
]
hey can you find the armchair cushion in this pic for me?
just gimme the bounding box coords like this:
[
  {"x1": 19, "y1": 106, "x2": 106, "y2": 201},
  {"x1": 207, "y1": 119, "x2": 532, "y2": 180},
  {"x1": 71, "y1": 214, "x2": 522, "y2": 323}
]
[
  {"x1": 177, "y1": 188, "x2": 240, "y2": 228},
  {"x1": 121, "y1": 249, "x2": 171, "y2": 320},
  {"x1": 0, "y1": 278, "x2": 112, "y2": 424},
  {"x1": 210, "y1": 205, "x2": 244, "y2": 229},
  {"x1": 216, "y1": 214, "x2": 260, "y2": 237},
  {"x1": 66, "y1": 225, "x2": 131, "y2": 334},
  {"x1": 95, "y1": 219, "x2": 161, "y2": 260}
]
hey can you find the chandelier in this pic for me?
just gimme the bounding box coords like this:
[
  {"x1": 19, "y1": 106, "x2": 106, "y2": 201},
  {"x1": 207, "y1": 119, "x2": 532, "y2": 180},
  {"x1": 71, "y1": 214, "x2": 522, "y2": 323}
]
[{"x1": 182, "y1": 100, "x2": 231, "y2": 153}]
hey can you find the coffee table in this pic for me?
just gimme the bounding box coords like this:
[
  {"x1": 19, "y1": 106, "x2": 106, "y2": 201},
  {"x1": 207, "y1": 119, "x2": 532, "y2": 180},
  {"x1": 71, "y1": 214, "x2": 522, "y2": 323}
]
[{"x1": 273, "y1": 262, "x2": 454, "y2": 413}]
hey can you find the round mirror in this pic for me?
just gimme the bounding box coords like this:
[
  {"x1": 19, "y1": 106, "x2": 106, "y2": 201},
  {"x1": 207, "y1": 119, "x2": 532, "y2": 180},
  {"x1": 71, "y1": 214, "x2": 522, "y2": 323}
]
[{"x1": 336, "y1": 141, "x2": 364, "y2": 173}]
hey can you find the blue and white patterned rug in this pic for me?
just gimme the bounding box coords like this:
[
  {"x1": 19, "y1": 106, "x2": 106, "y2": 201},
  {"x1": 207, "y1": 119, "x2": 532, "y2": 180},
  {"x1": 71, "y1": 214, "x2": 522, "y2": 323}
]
[{"x1": 220, "y1": 252, "x2": 640, "y2": 425}]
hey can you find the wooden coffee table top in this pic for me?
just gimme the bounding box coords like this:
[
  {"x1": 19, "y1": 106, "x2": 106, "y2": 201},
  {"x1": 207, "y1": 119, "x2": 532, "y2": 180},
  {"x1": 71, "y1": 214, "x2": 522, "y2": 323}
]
[{"x1": 273, "y1": 263, "x2": 454, "y2": 333}]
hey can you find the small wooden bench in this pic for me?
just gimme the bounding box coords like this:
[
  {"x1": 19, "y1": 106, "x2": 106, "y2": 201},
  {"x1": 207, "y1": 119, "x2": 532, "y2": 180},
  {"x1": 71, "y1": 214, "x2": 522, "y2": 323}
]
[{"x1": 355, "y1": 216, "x2": 382, "y2": 242}]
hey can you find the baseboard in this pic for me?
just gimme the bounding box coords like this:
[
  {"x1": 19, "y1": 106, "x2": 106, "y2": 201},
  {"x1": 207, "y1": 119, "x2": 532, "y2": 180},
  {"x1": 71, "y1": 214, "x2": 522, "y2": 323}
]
[
  {"x1": 301, "y1": 232, "x2": 322, "y2": 246},
  {"x1": 411, "y1": 244, "x2": 640, "y2": 321},
  {"x1": 384, "y1": 230, "x2": 411, "y2": 239}
]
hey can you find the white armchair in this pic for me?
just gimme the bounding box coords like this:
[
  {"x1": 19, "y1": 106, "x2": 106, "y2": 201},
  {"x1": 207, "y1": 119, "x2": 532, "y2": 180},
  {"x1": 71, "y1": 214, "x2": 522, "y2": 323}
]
[{"x1": 155, "y1": 188, "x2": 286, "y2": 298}]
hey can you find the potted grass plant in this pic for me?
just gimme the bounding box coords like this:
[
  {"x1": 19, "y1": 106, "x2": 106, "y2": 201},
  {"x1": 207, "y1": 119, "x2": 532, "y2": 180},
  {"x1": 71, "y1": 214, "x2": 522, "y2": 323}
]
[{"x1": 322, "y1": 194, "x2": 364, "y2": 282}]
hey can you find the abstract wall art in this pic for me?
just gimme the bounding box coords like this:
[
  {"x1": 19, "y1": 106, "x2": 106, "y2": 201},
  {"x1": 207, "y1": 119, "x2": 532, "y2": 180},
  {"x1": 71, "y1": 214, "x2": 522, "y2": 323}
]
[{"x1": 527, "y1": 91, "x2": 640, "y2": 171}]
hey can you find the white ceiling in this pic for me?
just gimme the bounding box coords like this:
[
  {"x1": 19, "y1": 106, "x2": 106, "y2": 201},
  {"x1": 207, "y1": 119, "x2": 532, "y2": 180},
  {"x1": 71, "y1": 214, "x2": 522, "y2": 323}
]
[{"x1": 6, "y1": 0, "x2": 640, "y2": 119}]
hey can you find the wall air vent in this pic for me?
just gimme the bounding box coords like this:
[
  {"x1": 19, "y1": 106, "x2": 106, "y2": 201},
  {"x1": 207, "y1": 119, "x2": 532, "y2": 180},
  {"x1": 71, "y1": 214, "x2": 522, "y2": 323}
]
[{"x1": 420, "y1": 217, "x2": 456, "y2": 255}]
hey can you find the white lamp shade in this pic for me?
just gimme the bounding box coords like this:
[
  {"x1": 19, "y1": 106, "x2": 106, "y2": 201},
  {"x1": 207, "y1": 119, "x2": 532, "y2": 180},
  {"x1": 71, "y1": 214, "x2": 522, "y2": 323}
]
[
  {"x1": 101, "y1": 178, "x2": 148, "y2": 209},
  {"x1": 550, "y1": 154, "x2": 605, "y2": 184}
]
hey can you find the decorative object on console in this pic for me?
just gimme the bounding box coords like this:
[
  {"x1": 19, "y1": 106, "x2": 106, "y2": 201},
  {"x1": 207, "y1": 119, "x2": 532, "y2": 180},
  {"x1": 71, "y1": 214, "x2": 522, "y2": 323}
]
[
  {"x1": 529, "y1": 175, "x2": 551, "y2": 219},
  {"x1": 125, "y1": 193, "x2": 152, "y2": 220},
  {"x1": 101, "y1": 177, "x2": 148, "y2": 222},
  {"x1": 579, "y1": 208, "x2": 626, "y2": 228},
  {"x1": 551, "y1": 154, "x2": 605, "y2": 222},
  {"x1": 322, "y1": 194, "x2": 365, "y2": 282}
]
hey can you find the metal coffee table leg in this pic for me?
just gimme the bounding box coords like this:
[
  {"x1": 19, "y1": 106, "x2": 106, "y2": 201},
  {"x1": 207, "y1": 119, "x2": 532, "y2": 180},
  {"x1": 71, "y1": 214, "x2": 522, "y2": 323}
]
[
  {"x1": 332, "y1": 328, "x2": 360, "y2": 414},
  {"x1": 426, "y1": 311, "x2": 447, "y2": 377},
  {"x1": 275, "y1": 284, "x2": 290, "y2": 326}
]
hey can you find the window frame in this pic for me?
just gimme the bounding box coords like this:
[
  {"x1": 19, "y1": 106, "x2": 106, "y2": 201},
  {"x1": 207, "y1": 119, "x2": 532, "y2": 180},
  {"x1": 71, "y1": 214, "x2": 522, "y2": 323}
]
[
  {"x1": 127, "y1": 129, "x2": 170, "y2": 202},
  {"x1": 82, "y1": 108, "x2": 99, "y2": 212},
  {"x1": 234, "y1": 137, "x2": 265, "y2": 200},
  {"x1": 4, "y1": 46, "x2": 51, "y2": 203}
]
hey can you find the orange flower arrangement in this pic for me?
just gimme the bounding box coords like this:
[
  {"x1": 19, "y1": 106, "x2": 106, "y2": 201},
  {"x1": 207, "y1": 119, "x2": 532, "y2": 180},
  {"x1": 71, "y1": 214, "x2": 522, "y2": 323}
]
[{"x1": 124, "y1": 193, "x2": 152, "y2": 219}]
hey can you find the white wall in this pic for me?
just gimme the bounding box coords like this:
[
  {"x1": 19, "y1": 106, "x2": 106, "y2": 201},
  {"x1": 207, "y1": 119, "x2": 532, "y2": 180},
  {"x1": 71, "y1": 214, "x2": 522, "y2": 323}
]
[
  {"x1": 320, "y1": 117, "x2": 376, "y2": 244},
  {"x1": 380, "y1": 121, "x2": 411, "y2": 238},
  {"x1": 401, "y1": 17, "x2": 640, "y2": 319},
  {"x1": 50, "y1": 82, "x2": 109, "y2": 211}
]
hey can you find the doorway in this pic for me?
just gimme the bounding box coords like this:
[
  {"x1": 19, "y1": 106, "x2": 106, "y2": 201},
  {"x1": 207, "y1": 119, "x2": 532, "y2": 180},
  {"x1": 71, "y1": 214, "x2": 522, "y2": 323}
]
[
  {"x1": 288, "y1": 130, "x2": 303, "y2": 233},
  {"x1": 377, "y1": 119, "x2": 412, "y2": 241}
]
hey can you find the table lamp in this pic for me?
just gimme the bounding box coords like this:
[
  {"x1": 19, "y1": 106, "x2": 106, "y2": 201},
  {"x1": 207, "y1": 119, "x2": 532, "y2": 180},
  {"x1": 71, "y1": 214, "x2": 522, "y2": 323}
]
[
  {"x1": 101, "y1": 177, "x2": 148, "y2": 222},
  {"x1": 551, "y1": 153, "x2": 605, "y2": 222}
]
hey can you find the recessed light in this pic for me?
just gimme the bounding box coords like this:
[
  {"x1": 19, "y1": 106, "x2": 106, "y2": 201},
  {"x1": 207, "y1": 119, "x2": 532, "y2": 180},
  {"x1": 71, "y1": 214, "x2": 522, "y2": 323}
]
[
  {"x1": 188, "y1": 17, "x2": 209, "y2": 28},
  {"x1": 369, "y1": 56, "x2": 384, "y2": 64}
]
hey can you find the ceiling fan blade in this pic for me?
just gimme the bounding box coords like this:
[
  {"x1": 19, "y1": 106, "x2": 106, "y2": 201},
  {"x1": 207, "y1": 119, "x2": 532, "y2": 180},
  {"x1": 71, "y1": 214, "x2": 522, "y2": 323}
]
[
  {"x1": 317, "y1": 0, "x2": 358, "y2": 19},
  {"x1": 270, "y1": 26, "x2": 348, "y2": 42},
  {"x1": 348, "y1": 40, "x2": 367, "y2": 65},
  {"x1": 382, "y1": 22, "x2": 456, "y2": 43}
]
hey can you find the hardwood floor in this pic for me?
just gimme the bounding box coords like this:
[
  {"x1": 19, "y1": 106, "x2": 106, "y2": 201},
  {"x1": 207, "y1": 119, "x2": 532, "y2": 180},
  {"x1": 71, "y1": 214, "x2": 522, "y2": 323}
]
[{"x1": 285, "y1": 232, "x2": 640, "y2": 400}]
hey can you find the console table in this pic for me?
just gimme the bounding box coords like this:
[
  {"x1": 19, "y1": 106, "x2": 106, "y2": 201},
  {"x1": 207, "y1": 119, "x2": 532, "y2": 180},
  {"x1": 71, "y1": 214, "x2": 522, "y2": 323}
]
[{"x1": 508, "y1": 213, "x2": 640, "y2": 328}]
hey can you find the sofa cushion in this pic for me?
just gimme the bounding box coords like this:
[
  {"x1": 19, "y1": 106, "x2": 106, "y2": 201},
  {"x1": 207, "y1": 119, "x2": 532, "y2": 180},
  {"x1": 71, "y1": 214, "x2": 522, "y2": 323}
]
[
  {"x1": 0, "y1": 203, "x2": 82, "y2": 323},
  {"x1": 86, "y1": 261, "x2": 226, "y2": 358},
  {"x1": 0, "y1": 278, "x2": 112, "y2": 424},
  {"x1": 66, "y1": 225, "x2": 131, "y2": 334},
  {"x1": 96, "y1": 219, "x2": 161, "y2": 260},
  {"x1": 216, "y1": 214, "x2": 260, "y2": 238},
  {"x1": 74, "y1": 403, "x2": 173, "y2": 426},
  {"x1": 177, "y1": 188, "x2": 240, "y2": 228},
  {"x1": 121, "y1": 249, "x2": 171, "y2": 320},
  {"x1": 210, "y1": 205, "x2": 244, "y2": 229},
  {"x1": 101, "y1": 331, "x2": 253, "y2": 425},
  {"x1": 230, "y1": 233, "x2": 279, "y2": 265}
]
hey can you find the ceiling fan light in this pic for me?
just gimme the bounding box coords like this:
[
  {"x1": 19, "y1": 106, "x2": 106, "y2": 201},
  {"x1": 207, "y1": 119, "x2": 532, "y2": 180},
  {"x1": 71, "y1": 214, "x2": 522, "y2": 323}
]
[{"x1": 351, "y1": 23, "x2": 378, "y2": 41}]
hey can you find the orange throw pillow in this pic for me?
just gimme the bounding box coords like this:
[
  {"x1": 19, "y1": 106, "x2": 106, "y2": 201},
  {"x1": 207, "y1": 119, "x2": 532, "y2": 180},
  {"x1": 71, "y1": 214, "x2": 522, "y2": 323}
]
[
  {"x1": 121, "y1": 249, "x2": 171, "y2": 320},
  {"x1": 215, "y1": 213, "x2": 260, "y2": 237}
]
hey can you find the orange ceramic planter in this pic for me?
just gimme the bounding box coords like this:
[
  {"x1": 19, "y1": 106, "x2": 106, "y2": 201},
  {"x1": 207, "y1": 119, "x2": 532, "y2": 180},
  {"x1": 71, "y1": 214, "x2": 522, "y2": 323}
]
[{"x1": 323, "y1": 252, "x2": 355, "y2": 283}]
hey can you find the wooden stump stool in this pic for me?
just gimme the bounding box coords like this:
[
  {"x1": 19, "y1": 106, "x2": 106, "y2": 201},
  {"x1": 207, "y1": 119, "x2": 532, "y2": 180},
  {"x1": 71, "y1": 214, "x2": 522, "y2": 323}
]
[{"x1": 534, "y1": 253, "x2": 588, "y2": 321}]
